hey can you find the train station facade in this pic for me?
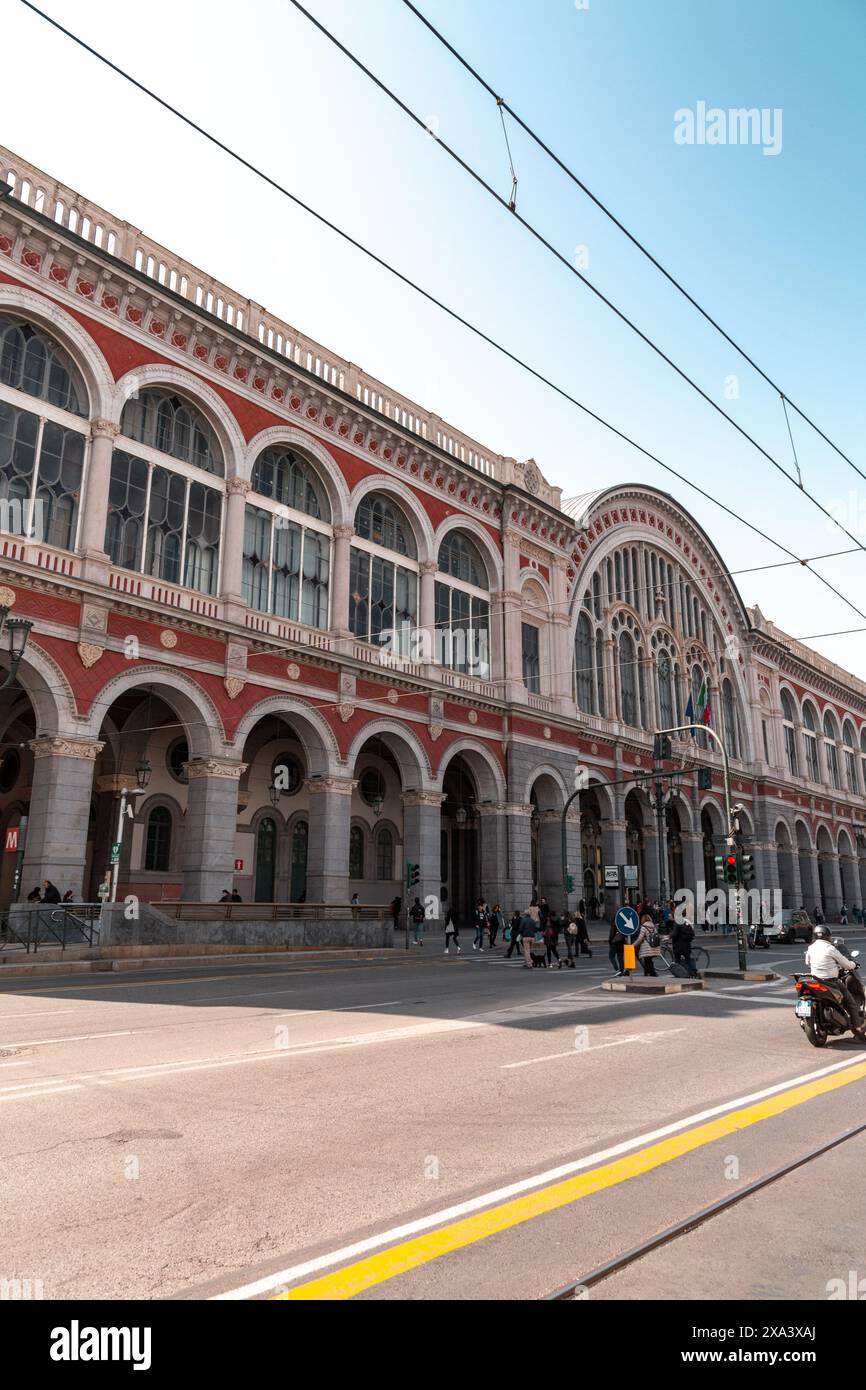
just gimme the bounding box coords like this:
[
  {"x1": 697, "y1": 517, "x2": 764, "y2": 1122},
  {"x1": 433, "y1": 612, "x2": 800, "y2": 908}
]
[{"x1": 1, "y1": 145, "x2": 865, "y2": 922}]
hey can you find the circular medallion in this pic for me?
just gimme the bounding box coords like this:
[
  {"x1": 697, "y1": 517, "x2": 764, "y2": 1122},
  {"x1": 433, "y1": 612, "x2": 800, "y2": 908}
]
[{"x1": 160, "y1": 630, "x2": 178, "y2": 649}]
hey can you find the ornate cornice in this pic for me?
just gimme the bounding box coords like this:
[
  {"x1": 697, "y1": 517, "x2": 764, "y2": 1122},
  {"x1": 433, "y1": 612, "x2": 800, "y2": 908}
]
[
  {"x1": 29, "y1": 736, "x2": 104, "y2": 761},
  {"x1": 305, "y1": 776, "x2": 357, "y2": 795},
  {"x1": 184, "y1": 758, "x2": 247, "y2": 780},
  {"x1": 402, "y1": 791, "x2": 445, "y2": 808}
]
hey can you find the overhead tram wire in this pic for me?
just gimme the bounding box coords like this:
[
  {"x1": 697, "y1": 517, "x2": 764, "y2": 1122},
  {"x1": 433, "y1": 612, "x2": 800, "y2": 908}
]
[
  {"x1": 18, "y1": 2, "x2": 866, "y2": 629},
  {"x1": 400, "y1": 0, "x2": 866, "y2": 487},
  {"x1": 286, "y1": 0, "x2": 866, "y2": 563}
]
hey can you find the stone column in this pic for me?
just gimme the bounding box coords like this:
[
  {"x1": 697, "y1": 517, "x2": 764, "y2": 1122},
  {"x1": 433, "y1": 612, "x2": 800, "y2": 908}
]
[
  {"x1": 643, "y1": 827, "x2": 665, "y2": 903},
  {"x1": 820, "y1": 851, "x2": 843, "y2": 920},
  {"x1": 79, "y1": 419, "x2": 119, "y2": 580},
  {"x1": 305, "y1": 775, "x2": 356, "y2": 903},
  {"x1": 839, "y1": 854, "x2": 858, "y2": 912},
  {"x1": 418, "y1": 561, "x2": 437, "y2": 666},
  {"x1": 477, "y1": 803, "x2": 509, "y2": 909},
  {"x1": 538, "y1": 809, "x2": 565, "y2": 907},
  {"x1": 402, "y1": 790, "x2": 444, "y2": 920},
  {"x1": 23, "y1": 736, "x2": 104, "y2": 897},
  {"x1": 798, "y1": 851, "x2": 821, "y2": 914},
  {"x1": 182, "y1": 757, "x2": 246, "y2": 901},
  {"x1": 680, "y1": 830, "x2": 704, "y2": 900},
  {"x1": 601, "y1": 817, "x2": 628, "y2": 913},
  {"x1": 330, "y1": 523, "x2": 355, "y2": 641},
  {"x1": 503, "y1": 801, "x2": 534, "y2": 909},
  {"x1": 220, "y1": 477, "x2": 249, "y2": 615}
]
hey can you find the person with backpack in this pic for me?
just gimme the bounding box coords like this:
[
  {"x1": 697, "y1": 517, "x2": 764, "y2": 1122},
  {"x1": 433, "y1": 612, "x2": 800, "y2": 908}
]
[
  {"x1": 672, "y1": 914, "x2": 697, "y2": 976},
  {"x1": 410, "y1": 896, "x2": 426, "y2": 946},
  {"x1": 636, "y1": 913, "x2": 662, "y2": 977}
]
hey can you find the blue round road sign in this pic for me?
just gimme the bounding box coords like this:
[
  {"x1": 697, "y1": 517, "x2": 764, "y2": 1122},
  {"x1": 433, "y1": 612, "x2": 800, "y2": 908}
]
[{"x1": 615, "y1": 906, "x2": 640, "y2": 938}]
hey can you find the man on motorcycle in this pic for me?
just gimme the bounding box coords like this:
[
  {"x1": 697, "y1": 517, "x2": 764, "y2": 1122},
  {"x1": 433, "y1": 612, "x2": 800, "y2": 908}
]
[{"x1": 804, "y1": 925, "x2": 864, "y2": 1034}]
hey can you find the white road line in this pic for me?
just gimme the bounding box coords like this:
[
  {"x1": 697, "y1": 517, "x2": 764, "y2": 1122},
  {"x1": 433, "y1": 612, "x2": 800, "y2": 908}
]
[
  {"x1": 213, "y1": 1051, "x2": 866, "y2": 1300},
  {"x1": 501, "y1": 1028, "x2": 686, "y2": 1069},
  {"x1": 0, "y1": 1059, "x2": 32, "y2": 1068},
  {"x1": 0, "y1": 1029, "x2": 134, "y2": 1049},
  {"x1": 702, "y1": 990, "x2": 792, "y2": 1007}
]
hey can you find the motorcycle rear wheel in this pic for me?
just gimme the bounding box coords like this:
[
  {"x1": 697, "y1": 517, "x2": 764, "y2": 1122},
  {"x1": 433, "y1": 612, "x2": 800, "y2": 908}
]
[{"x1": 803, "y1": 1015, "x2": 828, "y2": 1047}]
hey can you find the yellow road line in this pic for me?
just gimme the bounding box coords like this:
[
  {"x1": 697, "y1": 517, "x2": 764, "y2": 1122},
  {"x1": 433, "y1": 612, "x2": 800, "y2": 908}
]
[{"x1": 277, "y1": 1058, "x2": 866, "y2": 1300}]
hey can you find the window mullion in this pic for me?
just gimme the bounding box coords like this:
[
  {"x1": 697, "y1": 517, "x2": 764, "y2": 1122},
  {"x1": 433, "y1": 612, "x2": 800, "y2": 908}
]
[
  {"x1": 28, "y1": 414, "x2": 45, "y2": 537},
  {"x1": 141, "y1": 463, "x2": 154, "y2": 576},
  {"x1": 179, "y1": 479, "x2": 191, "y2": 586}
]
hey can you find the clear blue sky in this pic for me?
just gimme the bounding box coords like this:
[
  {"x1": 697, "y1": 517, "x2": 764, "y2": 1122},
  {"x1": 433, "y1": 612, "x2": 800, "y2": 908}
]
[{"x1": 4, "y1": 0, "x2": 865, "y2": 672}]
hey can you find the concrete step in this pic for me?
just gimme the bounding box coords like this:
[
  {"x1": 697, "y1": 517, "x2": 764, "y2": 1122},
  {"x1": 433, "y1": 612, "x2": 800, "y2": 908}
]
[
  {"x1": 0, "y1": 945, "x2": 396, "y2": 979},
  {"x1": 601, "y1": 976, "x2": 704, "y2": 994}
]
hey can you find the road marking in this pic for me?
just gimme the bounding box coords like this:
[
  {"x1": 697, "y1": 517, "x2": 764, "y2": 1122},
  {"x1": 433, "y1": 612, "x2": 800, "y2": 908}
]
[
  {"x1": 2, "y1": 958, "x2": 430, "y2": 997},
  {"x1": 210, "y1": 1052, "x2": 866, "y2": 1300},
  {"x1": 501, "y1": 1028, "x2": 686, "y2": 1069},
  {"x1": 0, "y1": 1059, "x2": 32, "y2": 1068},
  {"x1": 268, "y1": 1056, "x2": 866, "y2": 1301},
  {"x1": 701, "y1": 990, "x2": 792, "y2": 1007},
  {"x1": 0, "y1": 1029, "x2": 134, "y2": 1048}
]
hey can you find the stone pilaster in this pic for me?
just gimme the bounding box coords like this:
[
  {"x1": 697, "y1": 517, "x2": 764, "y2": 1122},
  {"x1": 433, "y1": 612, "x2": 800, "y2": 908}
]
[
  {"x1": 220, "y1": 477, "x2": 249, "y2": 615},
  {"x1": 402, "y1": 790, "x2": 444, "y2": 920},
  {"x1": 330, "y1": 523, "x2": 355, "y2": 640},
  {"x1": 305, "y1": 775, "x2": 356, "y2": 903},
  {"x1": 23, "y1": 737, "x2": 104, "y2": 896},
  {"x1": 181, "y1": 758, "x2": 246, "y2": 901},
  {"x1": 79, "y1": 419, "x2": 120, "y2": 581}
]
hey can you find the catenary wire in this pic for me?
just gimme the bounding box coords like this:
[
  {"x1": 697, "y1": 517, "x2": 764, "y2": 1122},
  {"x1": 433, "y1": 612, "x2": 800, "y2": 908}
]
[
  {"x1": 400, "y1": 0, "x2": 866, "y2": 486},
  {"x1": 285, "y1": 0, "x2": 866, "y2": 561},
  {"x1": 14, "y1": 2, "x2": 866, "y2": 632}
]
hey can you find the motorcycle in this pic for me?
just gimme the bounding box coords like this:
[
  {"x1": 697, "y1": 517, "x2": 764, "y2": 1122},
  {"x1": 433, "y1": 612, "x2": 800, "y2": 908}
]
[{"x1": 794, "y1": 945, "x2": 866, "y2": 1048}]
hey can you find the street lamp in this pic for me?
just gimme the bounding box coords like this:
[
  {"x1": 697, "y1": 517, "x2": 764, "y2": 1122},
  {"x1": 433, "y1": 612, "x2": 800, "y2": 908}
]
[
  {"x1": 268, "y1": 780, "x2": 280, "y2": 808},
  {"x1": 135, "y1": 757, "x2": 152, "y2": 792},
  {"x1": 0, "y1": 609, "x2": 34, "y2": 690}
]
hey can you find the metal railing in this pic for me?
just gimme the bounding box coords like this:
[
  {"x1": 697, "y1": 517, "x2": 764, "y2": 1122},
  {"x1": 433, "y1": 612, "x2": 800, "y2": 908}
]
[
  {"x1": 153, "y1": 901, "x2": 390, "y2": 922},
  {"x1": 2, "y1": 904, "x2": 102, "y2": 954}
]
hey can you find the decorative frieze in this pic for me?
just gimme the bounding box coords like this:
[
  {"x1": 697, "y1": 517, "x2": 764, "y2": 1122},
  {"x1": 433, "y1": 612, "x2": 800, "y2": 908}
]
[
  {"x1": 184, "y1": 758, "x2": 247, "y2": 780},
  {"x1": 29, "y1": 736, "x2": 105, "y2": 761},
  {"x1": 305, "y1": 776, "x2": 357, "y2": 795}
]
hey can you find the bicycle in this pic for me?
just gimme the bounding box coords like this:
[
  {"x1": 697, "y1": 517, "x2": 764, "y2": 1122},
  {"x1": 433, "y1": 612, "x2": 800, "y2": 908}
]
[{"x1": 659, "y1": 934, "x2": 709, "y2": 975}]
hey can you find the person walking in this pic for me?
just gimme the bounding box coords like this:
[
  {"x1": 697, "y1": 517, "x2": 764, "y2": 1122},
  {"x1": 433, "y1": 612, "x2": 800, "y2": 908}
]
[
  {"x1": 563, "y1": 912, "x2": 579, "y2": 968},
  {"x1": 672, "y1": 913, "x2": 697, "y2": 976},
  {"x1": 575, "y1": 909, "x2": 592, "y2": 957},
  {"x1": 410, "y1": 896, "x2": 426, "y2": 946},
  {"x1": 489, "y1": 903, "x2": 505, "y2": 950},
  {"x1": 608, "y1": 918, "x2": 625, "y2": 976},
  {"x1": 636, "y1": 913, "x2": 662, "y2": 976},
  {"x1": 547, "y1": 911, "x2": 562, "y2": 969},
  {"x1": 350, "y1": 891, "x2": 360, "y2": 921},
  {"x1": 473, "y1": 898, "x2": 489, "y2": 952},
  {"x1": 443, "y1": 905, "x2": 461, "y2": 954},
  {"x1": 505, "y1": 908, "x2": 523, "y2": 958},
  {"x1": 390, "y1": 895, "x2": 402, "y2": 935},
  {"x1": 519, "y1": 911, "x2": 536, "y2": 969},
  {"x1": 840, "y1": 902, "x2": 849, "y2": 926}
]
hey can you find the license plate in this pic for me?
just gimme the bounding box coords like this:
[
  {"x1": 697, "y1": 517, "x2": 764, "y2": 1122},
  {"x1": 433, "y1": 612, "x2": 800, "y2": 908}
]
[{"x1": 796, "y1": 999, "x2": 813, "y2": 1018}]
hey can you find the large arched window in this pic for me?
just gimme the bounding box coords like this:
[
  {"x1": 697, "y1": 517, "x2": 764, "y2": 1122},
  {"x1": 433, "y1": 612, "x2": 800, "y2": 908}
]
[
  {"x1": 656, "y1": 649, "x2": 674, "y2": 730},
  {"x1": 350, "y1": 493, "x2": 417, "y2": 654},
  {"x1": 349, "y1": 825, "x2": 365, "y2": 881},
  {"x1": 803, "y1": 702, "x2": 820, "y2": 781},
  {"x1": 105, "y1": 390, "x2": 224, "y2": 593},
  {"x1": 860, "y1": 728, "x2": 866, "y2": 794},
  {"x1": 781, "y1": 689, "x2": 798, "y2": 776},
  {"x1": 435, "y1": 531, "x2": 490, "y2": 678},
  {"x1": 243, "y1": 448, "x2": 331, "y2": 628},
  {"x1": 575, "y1": 611, "x2": 595, "y2": 712},
  {"x1": 722, "y1": 678, "x2": 739, "y2": 759},
  {"x1": 0, "y1": 316, "x2": 87, "y2": 551},
  {"x1": 375, "y1": 827, "x2": 394, "y2": 881},
  {"x1": 823, "y1": 710, "x2": 841, "y2": 790},
  {"x1": 144, "y1": 806, "x2": 172, "y2": 872},
  {"x1": 619, "y1": 631, "x2": 637, "y2": 725},
  {"x1": 843, "y1": 721, "x2": 859, "y2": 794}
]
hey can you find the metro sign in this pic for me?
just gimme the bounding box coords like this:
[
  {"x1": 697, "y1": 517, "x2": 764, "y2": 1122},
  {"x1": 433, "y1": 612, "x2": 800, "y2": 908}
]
[{"x1": 4, "y1": 826, "x2": 18, "y2": 853}]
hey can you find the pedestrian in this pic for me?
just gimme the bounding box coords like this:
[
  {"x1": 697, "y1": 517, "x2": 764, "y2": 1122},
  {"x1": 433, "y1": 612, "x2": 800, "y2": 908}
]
[
  {"x1": 636, "y1": 913, "x2": 662, "y2": 977},
  {"x1": 519, "y1": 911, "x2": 536, "y2": 969},
  {"x1": 473, "y1": 898, "x2": 489, "y2": 952},
  {"x1": 547, "y1": 912, "x2": 562, "y2": 969},
  {"x1": 410, "y1": 896, "x2": 426, "y2": 946},
  {"x1": 578, "y1": 897, "x2": 586, "y2": 919},
  {"x1": 575, "y1": 909, "x2": 592, "y2": 957},
  {"x1": 814, "y1": 903, "x2": 824, "y2": 925},
  {"x1": 26, "y1": 885, "x2": 41, "y2": 903},
  {"x1": 61, "y1": 889, "x2": 75, "y2": 903},
  {"x1": 350, "y1": 891, "x2": 360, "y2": 920},
  {"x1": 588, "y1": 893, "x2": 599, "y2": 920},
  {"x1": 840, "y1": 902, "x2": 849, "y2": 926},
  {"x1": 539, "y1": 897, "x2": 550, "y2": 929},
  {"x1": 608, "y1": 918, "x2": 625, "y2": 976},
  {"x1": 41, "y1": 880, "x2": 61, "y2": 904},
  {"x1": 231, "y1": 889, "x2": 242, "y2": 903},
  {"x1": 390, "y1": 895, "x2": 402, "y2": 934},
  {"x1": 490, "y1": 903, "x2": 505, "y2": 949},
  {"x1": 219, "y1": 889, "x2": 232, "y2": 902},
  {"x1": 443, "y1": 905, "x2": 461, "y2": 954},
  {"x1": 672, "y1": 913, "x2": 697, "y2": 976},
  {"x1": 563, "y1": 912, "x2": 578, "y2": 968},
  {"x1": 505, "y1": 909, "x2": 522, "y2": 959}
]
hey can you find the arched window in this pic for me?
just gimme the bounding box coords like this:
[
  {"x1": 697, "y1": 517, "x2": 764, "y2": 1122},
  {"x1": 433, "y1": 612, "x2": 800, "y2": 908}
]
[
  {"x1": 106, "y1": 390, "x2": 224, "y2": 593},
  {"x1": 435, "y1": 532, "x2": 490, "y2": 678},
  {"x1": 349, "y1": 825, "x2": 365, "y2": 880},
  {"x1": 575, "y1": 612, "x2": 594, "y2": 711},
  {"x1": 803, "y1": 703, "x2": 820, "y2": 781},
  {"x1": 375, "y1": 827, "x2": 394, "y2": 881},
  {"x1": 144, "y1": 806, "x2": 172, "y2": 872},
  {"x1": 657, "y1": 650, "x2": 674, "y2": 730},
  {"x1": 0, "y1": 317, "x2": 87, "y2": 552},
  {"x1": 354, "y1": 494, "x2": 415, "y2": 557},
  {"x1": 595, "y1": 630, "x2": 606, "y2": 714},
  {"x1": 0, "y1": 315, "x2": 86, "y2": 414},
  {"x1": 251, "y1": 446, "x2": 328, "y2": 518},
  {"x1": 781, "y1": 689, "x2": 798, "y2": 776},
  {"x1": 619, "y1": 631, "x2": 637, "y2": 725},
  {"x1": 120, "y1": 391, "x2": 223, "y2": 474},
  {"x1": 242, "y1": 449, "x2": 331, "y2": 628},
  {"x1": 350, "y1": 494, "x2": 418, "y2": 655},
  {"x1": 722, "y1": 678, "x2": 739, "y2": 759},
  {"x1": 843, "y1": 721, "x2": 858, "y2": 794},
  {"x1": 860, "y1": 728, "x2": 866, "y2": 794},
  {"x1": 823, "y1": 711, "x2": 840, "y2": 789}
]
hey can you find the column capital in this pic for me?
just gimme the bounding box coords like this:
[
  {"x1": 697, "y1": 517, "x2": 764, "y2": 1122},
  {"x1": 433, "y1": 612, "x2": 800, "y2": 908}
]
[
  {"x1": 29, "y1": 736, "x2": 104, "y2": 761},
  {"x1": 225, "y1": 476, "x2": 250, "y2": 497},
  {"x1": 419, "y1": 560, "x2": 438, "y2": 576},
  {"x1": 90, "y1": 418, "x2": 120, "y2": 440},
  {"x1": 402, "y1": 790, "x2": 445, "y2": 808},
  {"x1": 95, "y1": 773, "x2": 139, "y2": 793},
  {"x1": 333, "y1": 523, "x2": 355, "y2": 540},
  {"x1": 184, "y1": 757, "x2": 247, "y2": 780},
  {"x1": 305, "y1": 775, "x2": 357, "y2": 795}
]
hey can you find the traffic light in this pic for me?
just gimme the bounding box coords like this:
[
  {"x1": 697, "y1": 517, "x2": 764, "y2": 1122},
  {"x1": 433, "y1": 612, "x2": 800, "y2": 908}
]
[
  {"x1": 406, "y1": 861, "x2": 420, "y2": 889},
  {"x1": 724, "y1": 852, "x2": 739, "y2": 885},
  {"x1": 740, "y1": 852, "x2": 756, "y2": 884},
  {"x1": 714, "y1": 853, "x2": 726, "y2": 883},
  {"x1": 653, "y1": 734, "x2": 672, "y2": 761},
  {"x1": 697, "y1": 768, "x2": 712, "y2": 791}
]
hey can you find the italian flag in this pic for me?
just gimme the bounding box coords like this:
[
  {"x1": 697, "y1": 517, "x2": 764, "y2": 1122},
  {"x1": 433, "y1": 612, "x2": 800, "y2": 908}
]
[{"x1": 697, "y1": 679, "x2": 711, "y2": 727}]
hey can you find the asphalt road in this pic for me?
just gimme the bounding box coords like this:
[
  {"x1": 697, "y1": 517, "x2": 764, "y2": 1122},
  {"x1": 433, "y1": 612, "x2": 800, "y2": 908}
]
[{"x1": 1, "y1": 930, "x2": 864, "y2": 1301}]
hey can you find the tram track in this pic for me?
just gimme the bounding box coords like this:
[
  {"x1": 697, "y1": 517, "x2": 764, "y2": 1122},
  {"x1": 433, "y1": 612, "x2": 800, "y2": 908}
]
[{"x1": 546, "y1": 1118, "x2": 866, "y2": 1299}]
